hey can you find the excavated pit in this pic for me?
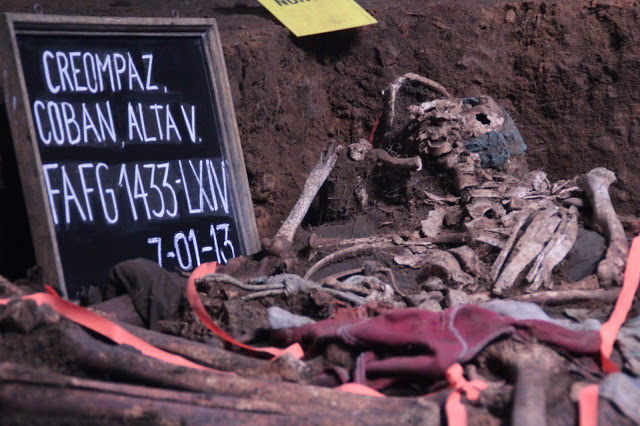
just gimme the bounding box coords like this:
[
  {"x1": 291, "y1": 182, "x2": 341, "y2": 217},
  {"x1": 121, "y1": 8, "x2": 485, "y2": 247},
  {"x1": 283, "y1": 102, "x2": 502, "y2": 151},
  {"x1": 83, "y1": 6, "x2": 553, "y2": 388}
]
[
  {"x1": 2, "y1": 2, "x2": 640, "y2": 424},
  {"x1": 2, "y1": 0, "x2": 640, "y2": 279}
]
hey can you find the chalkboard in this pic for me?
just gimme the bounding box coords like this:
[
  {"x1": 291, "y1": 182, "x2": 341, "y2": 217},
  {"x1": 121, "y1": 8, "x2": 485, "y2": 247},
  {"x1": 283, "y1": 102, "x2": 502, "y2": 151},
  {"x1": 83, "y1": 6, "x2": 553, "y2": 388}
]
[{"x1": 0, "y1": 14, "x2": 260, "y2": 299}]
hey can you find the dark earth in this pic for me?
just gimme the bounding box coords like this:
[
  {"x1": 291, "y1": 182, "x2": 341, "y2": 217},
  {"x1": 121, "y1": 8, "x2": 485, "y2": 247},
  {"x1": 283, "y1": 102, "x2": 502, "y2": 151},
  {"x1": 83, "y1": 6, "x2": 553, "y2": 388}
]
[
  {"x1": 3, "y1": 0, "x2": 640, "y2": 274},
  {"x1": 1, "y1": 0, "x2": 640, "y2": 424}
]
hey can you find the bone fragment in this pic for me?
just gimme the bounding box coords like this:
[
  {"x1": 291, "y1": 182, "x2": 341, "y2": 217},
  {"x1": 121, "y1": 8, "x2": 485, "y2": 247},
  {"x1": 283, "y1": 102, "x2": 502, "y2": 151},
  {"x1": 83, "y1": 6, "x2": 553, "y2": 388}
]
[
  {"x1": 314, "y1": 235, "x2": 395, "y2": 249},
  {"x1": 373, "y1": 149, "x2": 422, "y2": 171},
  {"x1": 466, "y1": 216, "x2": 501, "y2": 232},
  {"x1": 348, "y1": 139, "x2": 371, "y2": 161},
  {"x1": 551, "y1": 179, "x2": 570, "y2": 194},
  {"x1": 513, "y1": 288, "x2": 620, "y2": 305},
  {"x1": 304, "y1": 242, "x2": 395, "y2": 280},
  {"x1": 454, "y1": 167, "x2": 483, "y2": 192},
  {"x1": 417, "y1": 249, "x2": 475, "y2": 288},
  {"x1": 500, "y1": 209, "x2": 533, "y2": 228},
  {"x1": 467, "y1": 216, "x2": 506, "y2": 248},
  {"x1": 241, "y1": 274, "x2": 367, "y2": 305},
  {"x1": 395, "y1": 233, "x2": 469, "y2": 246},
  {"x1": 444, "y1": 205, "x2": 465, "y2": 227},
  {"x1": 423, "y1": 190, "x2": 460, "y2": 205},
  {"x1": 554, "y1": 186, "x2": 581, "y2": 200},
  {"x1": 508, "y1": 196, "x2": 528, "y2": 210},
  {"x1": 402, "y1": 73, "x2": 453, "y2": 98},
  {"x1": 383, "y1": 73, "x2": 451, "y2": 132},
  {"x1": 354, "y1": 186, "x2": 368, "y2": 208},
  {"x1": 421, "y1": 206, "x2": 446, "y2": 237},
  {"x1": 519, "y1": 197, "x2": 556, "y2": 212},
  {"x1": 448, "y1": 245, "x2": 486, "y2": 277},
  {"x1": 474, "y1": 232, "x2": 506, "y2": 249},
  {"x1": 562, "y1": 197, "x2": 584, "y2": 208},
  {"x1": 493, "y1": 208, "x2": 561, "y2": 295},
  {"x1": 328, "y1": 274, "x2": 387, "y2": 297},
  {"x1": 417, "y1": 299, "x2": 444, "y2": 312},
  {"x1": 484, "y1": 227, "x2": 517, "y2": 237},
  {"x1": 395, "y1": 252, "x2": 428, "y2": 269},
  {"x1": 506, "y1": 185, "x2": 530, "y2": 199},
  {"x1": 466, "y1": 199, "x2": 506, "y2": 219},
  {"x1": 421, "y1": 276, "x2": 447, "y2": 291},
  {"x1": 427, "y1": 135, "x2": 453, "y2": 157},
  {"x1": 523, "y1": 171, "x2": 551, "y2": 194},
  {"x1": 525, "y1": 207, "x2": 579, "y2": 292},
  {"x1": 268, "y1": 307, "x2": 316, "y2": 330},
  {"x1": 468, "y1": 188, "x2": 503, "y2": 199},
  {"x1": 577, "y1": 168, "x2": 629, "y2": 286}
]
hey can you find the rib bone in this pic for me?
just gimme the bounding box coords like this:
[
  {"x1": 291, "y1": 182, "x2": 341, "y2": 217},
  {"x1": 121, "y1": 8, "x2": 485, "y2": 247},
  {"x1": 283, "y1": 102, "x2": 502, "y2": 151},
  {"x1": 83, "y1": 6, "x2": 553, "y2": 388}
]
[
  {"x1": 490, "y1": 209, "x2": 533, "y2": 283},
  {"x1": 525, "y1": 206, "x2": 579, "y2": 292},
  {"x1": 493, "y1": 207, "x2": 560, "y2": 295}
]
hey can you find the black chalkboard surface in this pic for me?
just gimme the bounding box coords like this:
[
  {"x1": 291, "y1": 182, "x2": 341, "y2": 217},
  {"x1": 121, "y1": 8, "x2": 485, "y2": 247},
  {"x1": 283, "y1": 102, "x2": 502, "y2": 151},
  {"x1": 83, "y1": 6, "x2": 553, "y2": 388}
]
[{"x1": 0, "y1": 14, "x2": 260, "y2": 298}]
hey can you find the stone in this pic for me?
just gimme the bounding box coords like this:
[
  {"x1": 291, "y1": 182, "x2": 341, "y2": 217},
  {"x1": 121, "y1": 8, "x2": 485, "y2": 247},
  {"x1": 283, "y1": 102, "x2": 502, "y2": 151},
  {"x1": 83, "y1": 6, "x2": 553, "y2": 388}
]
[
  {"x1": 446, "y1": 289, "x2": 469, "y2": 307},
  {"x1": 418, "y1": 299, "x2": 443, "y2": 312},
  {"x1": 421, "y1": 276, "x2": 446, "y2": 291},
  {"x1": 348, "y1": 139, "x2": 371, "y2": 161},
  {"x1": 421, "y1": 207, "x2": 446, "y2": 237}
]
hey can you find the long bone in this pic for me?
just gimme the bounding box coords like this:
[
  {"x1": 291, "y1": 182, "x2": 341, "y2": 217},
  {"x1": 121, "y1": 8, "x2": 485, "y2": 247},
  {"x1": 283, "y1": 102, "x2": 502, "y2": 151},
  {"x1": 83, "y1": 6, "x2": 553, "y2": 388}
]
[
  {"x1": 263, "y1": 142, "x2": 341, "y2": 257},
  {"x1": 484, "y1": 341, "x2": 565, "y2": 426},
  {"x1": 577, "y1": 168, "x2": 628, "y2": 286}
]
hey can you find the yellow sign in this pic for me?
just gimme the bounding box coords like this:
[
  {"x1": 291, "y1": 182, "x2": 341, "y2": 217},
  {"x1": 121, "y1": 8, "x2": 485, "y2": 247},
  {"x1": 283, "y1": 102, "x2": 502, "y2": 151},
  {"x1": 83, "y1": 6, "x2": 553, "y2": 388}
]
[{"x1": 257, "y1": 0, "x2": 377, "y2": 37}]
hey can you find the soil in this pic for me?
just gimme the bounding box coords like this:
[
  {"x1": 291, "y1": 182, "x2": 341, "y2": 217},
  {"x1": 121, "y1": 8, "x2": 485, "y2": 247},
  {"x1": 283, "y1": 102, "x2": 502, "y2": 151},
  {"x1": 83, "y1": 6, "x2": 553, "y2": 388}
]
[
  {"x1": 1, "y1": 0, "x2": 640, "y2": 261},
  {"x1": 2, "y1": 0, "x2": 640, "y2": 424}
]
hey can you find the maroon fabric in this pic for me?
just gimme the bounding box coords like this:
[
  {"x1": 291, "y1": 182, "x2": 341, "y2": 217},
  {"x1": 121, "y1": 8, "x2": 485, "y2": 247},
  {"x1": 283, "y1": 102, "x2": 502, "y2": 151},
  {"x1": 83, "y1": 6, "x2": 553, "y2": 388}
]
[
  {"x1": 512, "y1": 319, "x2": 601, "y2": 353},
  {"x1": 274, "y1": 305, "x2": 601, "y2": 385}
]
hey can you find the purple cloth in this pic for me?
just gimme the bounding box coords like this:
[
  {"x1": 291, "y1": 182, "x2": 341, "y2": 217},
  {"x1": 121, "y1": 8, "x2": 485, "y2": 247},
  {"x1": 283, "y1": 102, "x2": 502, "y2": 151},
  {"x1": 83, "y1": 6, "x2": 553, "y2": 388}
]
[{"x1": 274, "y1": 305, "x2": 601, "y2": 384}]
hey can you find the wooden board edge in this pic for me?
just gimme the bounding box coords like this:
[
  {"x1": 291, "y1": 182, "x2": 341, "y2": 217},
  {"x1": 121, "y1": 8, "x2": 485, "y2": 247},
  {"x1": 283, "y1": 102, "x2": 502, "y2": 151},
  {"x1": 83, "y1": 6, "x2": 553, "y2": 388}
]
[
  {"x1": 5, "y1": 13, "x2": 218, "y2": 32},
  {"x1": 203, "y1": 25, "x2": 261, "y2": 256},
  {"x1": 0, "y1": 13, "x2": 67, "y2": 297},
  {"x1": 0, "y1": 13, "x2": 262, "y2": 294}
]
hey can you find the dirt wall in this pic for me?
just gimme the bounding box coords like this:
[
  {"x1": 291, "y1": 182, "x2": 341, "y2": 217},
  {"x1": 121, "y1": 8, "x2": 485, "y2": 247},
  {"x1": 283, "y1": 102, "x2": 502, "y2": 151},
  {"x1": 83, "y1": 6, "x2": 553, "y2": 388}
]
[{"x1": 2, "y1": 0, "x2": 640, "y2": 277}]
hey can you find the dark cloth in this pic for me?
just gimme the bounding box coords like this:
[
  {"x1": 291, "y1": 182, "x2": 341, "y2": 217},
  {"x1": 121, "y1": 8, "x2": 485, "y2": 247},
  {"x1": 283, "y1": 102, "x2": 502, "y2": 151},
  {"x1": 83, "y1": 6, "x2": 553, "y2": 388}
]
[
  {"x1": 465, "y1": 109, "x2": 526, "y2": 168},
  {"x1": 103, "y1": 258, "x2": 186, "y2": 330},
  {"x1": 274, "y1": 305, "x2": 601, "y2": 385},
  {"x1": 565, "y1": 229, "x2": 606, "y2": 282},
  {"x1": 599, "y1": 373, "x2": 640, "y2": 424},
  {"x1": 466, "y1": 130, "x2": 511, "y2": 168}
]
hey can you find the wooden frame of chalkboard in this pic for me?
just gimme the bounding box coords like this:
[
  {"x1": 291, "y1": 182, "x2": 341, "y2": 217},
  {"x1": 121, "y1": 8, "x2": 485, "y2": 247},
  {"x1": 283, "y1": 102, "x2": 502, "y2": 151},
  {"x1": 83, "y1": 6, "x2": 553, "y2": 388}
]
[{"x1": 0, "y1": 13, "x2": 260, "y2": 299}]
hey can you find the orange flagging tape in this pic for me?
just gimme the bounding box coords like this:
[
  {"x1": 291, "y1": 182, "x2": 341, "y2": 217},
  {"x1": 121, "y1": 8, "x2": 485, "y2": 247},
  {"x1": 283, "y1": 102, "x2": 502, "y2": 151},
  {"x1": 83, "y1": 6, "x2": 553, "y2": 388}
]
[
  {"x1": 335, "y1": 383, "x2": 385, "y2": 397},
  {"x1": 578, "y1": 235, "x2": 640, "y2": 425},
  {"x1": 578, "y1": 385, "x2": 599, "y2": 426},
  {"x1": 445, "y1": 363, "x2": 488, "y2": 426},
  {"x1": 599, "y1": 236, "x2": 640, "y2": 372},
  {"x1": 186, "y1": 262, "x2": 304, "y2": 359},
  {"x1": 368, "y1": 112, "x2": 382, "y2": 144},
  {"x1": 0, "y1": 286, "x2": 225, "y2": 373}
]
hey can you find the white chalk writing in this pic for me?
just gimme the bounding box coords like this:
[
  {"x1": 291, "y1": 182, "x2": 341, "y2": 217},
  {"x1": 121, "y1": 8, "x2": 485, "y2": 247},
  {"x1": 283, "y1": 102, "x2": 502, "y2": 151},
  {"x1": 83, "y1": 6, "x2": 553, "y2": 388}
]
[
  {"x1": 42, "y1": 158, "x2": 230, "y2": 227},
  {"x1": 147, "y1": 224, "x2": 236, "y2": 268},
  {"x1": 34, "y1": 49, "x2": 201, "y2": 147},
  {"x1": 42, "y1": 50, "x2": 159, "y2": 94}
]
